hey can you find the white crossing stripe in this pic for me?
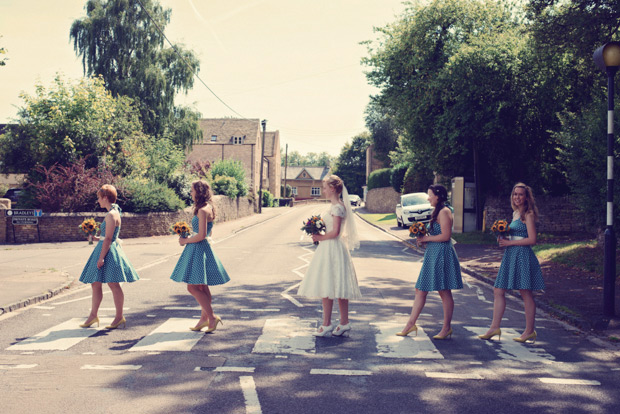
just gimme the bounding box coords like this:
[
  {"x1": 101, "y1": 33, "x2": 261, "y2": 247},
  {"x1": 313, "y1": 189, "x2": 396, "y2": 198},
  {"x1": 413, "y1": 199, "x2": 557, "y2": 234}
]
[
  {"x1": 252, "y1": 318, "x2": 316, "y2": 355},
  {"x1": 129, "y1": 318, "x2": 204, "y2": 352},
  {"x1": 539, "y1": 378, "x2": 601, "y2": 386},
  {"x1": 241, "y1": 309, "x2": 280, "y2": 312},
  {"x1": 215, "y1": 367, "x2": 255, "y2": 373},
  {"x1": 371, "y1": 322, "x2": 444, "y2": 359},
  {"x1": 81, "y1": 365, "x2": 141, "y2": 370},
  {"x1": 163, "y1": 306, "x2": 201, "y2": 311},
  {"x1": 426, "y1": 372, "x2": 483, "y2": 380},
  {"x1": 33, "y1": 306, "x2": 55, "y2": 310},
  {"x1": 240, "y1": 376, "x2": 262, "y2": 414},
  {"x1": 464, "y1": 326, "x2": 555, "y2": 364},
  {"x1": 310, "y1": 369, "x2": 372, "y2": 376},
  {"x1": 6, "y1": 318, "x2": 112, "y2": 351},
  {"x1": 0, "y1": 364, "x2": 38, "y2": 369}
]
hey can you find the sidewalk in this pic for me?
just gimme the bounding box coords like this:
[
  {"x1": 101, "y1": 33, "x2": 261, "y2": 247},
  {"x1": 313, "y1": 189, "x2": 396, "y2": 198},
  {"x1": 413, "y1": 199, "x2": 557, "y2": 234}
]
[{"x1": 0, "y1": 207, "x2": 287, "y2": 315}]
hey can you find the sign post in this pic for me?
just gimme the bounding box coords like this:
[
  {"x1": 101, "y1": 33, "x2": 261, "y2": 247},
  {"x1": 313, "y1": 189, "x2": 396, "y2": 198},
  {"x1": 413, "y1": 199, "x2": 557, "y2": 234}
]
[{"x1": 7, "y1": 209, "x2": 43, "y2": 242}]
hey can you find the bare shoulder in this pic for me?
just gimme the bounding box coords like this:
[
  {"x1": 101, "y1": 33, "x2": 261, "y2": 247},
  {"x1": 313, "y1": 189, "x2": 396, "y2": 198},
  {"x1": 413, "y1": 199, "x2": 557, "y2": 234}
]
[{"x1": 199, "y1": 204, "x2": 213, "y2": 220}]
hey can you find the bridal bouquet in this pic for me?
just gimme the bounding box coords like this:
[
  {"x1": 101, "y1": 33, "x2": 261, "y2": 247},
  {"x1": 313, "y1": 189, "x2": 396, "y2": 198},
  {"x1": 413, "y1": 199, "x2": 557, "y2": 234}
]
[
  {"x1": 408, "y1": 222, "x2": 428, "y2": 239},
  {"x1": 301, "y1": 215, "x2": 325, "y2": 245},
  {"x1": 490, "y1": 219, "x2": 510, "y2": 239},
  {"x1": 78, "y1": 218, "x2": 100, "y2": 244},
  {"x1": 171, "y1": 221, "x2": 191, "y2": 238}
]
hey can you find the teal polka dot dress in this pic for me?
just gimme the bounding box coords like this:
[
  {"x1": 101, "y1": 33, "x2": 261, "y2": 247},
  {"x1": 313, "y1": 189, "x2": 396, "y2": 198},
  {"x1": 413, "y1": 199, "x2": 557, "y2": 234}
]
[
  {"x1": 494, "y1": 218, "x2": 545, "y2": 290},
  {"x1": 415, "y1": 221, "x2": 463, "y2": 291},
  {"x1": 170, "y1": 216, "x2": 230, "y2": 285},
  {"x1": 79, "y1": 205, "x2": 140, "y2": 284}
]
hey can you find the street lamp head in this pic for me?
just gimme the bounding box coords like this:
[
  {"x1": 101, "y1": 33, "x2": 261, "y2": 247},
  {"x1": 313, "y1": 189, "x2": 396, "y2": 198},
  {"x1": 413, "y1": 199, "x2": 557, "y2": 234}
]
[
  {"x1": 594, "y1": 41, "x2": 620, "y2": 72},
  {"x1": 261, "y1": 119, "x2": 267, "y2": 128}
]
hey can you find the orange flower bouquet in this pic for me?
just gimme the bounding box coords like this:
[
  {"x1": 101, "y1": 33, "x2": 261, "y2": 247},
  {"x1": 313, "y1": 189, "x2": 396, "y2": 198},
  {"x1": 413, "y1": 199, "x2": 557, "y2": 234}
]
[
  {"x1": 408, "y1": 222, "x2": 428, "y2": 239},
  {"x1": 490, "y1": 219, "x2": 510, "y2": 239},
  {"x1": 171, "y1": 221, "x2": 192, "y2": 238},
  {"x1": 301, "y1": 215, "x2": 326, "y2": 245},
  {"x1": 78, "y1": 218, "x2": 100, "y2": 244}
]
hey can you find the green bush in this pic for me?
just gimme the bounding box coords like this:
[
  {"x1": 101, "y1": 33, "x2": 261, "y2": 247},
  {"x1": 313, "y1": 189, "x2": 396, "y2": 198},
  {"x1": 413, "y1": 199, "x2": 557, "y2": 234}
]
[
  {"x1": 280, "y1": 184, "x2": 292, "y2": 197},
  {"x1": 402, "y1": 161, "x2": 434, "y2": 194},
  {"x1": 211, "y1": 159, "x2": 248, "y2": 197},
  {"x1": 119, "y1": 178, "x2": 186, "y2": 213},
  {"x1": 261, "y1": 190, "x2": 274, "y2": 207},
  {"x1": 367, "y1": 168, "x2": 392, "y2": 190},
  {"x1": 390, "y1": 163, "x2": 409, "y2": 193},
  {"x1": 167, "y1": 171, "x2": 194, "y2": 204},
  {"x1": 212, "y1": 175, "x2": 239, "y2": 199}
]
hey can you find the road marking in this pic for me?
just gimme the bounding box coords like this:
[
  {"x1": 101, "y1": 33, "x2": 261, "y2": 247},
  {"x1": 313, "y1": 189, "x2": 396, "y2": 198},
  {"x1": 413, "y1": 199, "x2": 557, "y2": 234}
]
[
  {"x1": 136, "y1": 254, "x2": 178, "y2": 271},
  {"x1": 81, "y1": 365, "x2": 142, "y2": 370},
  {"x1": 240, "y1": 376, "x2": 262, "y2": 414},
  {"x1": 216, "y1": 367, "x2": 256, "y2": 373},
  {"x1": 538, "y1": 378, "x2": 601, "y2": 386},
  {"x1": 129, "y1": 318, "x2": 204, "y2": 352},
  {"x1": 146, "y1": 314, "x2": 157, "y2": 318},
  {"x1": 464, "y1": 326, "x2": 555, "y2": 364},
  {"x1": 241, "y1": 309, "x2": 280, "y2": 312},
  {"x1": 281, "y1": 282, "x2": 303, "y2": 308},
  {"x1": 163, "y1": 306, "x2": 201, "y2": 311},
  {"x1": 252, "y1": 318, "x2": 316, "y2": 355},
  {"x1": 51, "y1": 292, "x2": 111, "y2": 305},
  {"x1": 99, "y1": 307, "x2": 130, "y2": 311},
  {"x1": 310, "y1": 369, "x2": 372, "y2": 376},
  {"x1": 33, "y1": 306, "x2": 55, "y2": 310},
  {"x1": 371, "y1": 322, "x2": 444, "y2": 359},
  {"x1": 0, "y1": 364, "x2": 38, "y2": 369},
  {"x1": 20, "y1": 352, "x2": 34, "y2": 355},
  {"x1": 82, "y1": 352, "x2": 96, "y2": 355},
  {"x1": 471, "y1": 316, "x2": 491, "y2": 320},
  {"x1": 6, "y1": 318, "x2": 112, "y2": 351},
  {"x1": 426, "y1": 372, "x2": 483, "y2": 380}
]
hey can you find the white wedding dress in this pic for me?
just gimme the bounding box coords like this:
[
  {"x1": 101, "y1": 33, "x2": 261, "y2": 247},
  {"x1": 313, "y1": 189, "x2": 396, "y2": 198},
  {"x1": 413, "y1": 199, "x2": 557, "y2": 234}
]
[{"x1": 297, "y1": 203, "x2": 362, "y2": 299}]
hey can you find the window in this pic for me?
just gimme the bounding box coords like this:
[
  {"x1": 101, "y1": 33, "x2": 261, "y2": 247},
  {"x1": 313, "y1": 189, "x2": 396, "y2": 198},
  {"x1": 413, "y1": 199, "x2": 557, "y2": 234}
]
[
  {"x1": 311, "y1": 187, "x2": 321, "y2": 196},
  {"x1": 211, "y1": 135, "x2": 217, "y2": 142},
  {"x1": 232, "y1": 136, "x2": 245, "y2": 145},
  {"x1": 292, "y1": 187, "x2": 298, "y2": 195}
]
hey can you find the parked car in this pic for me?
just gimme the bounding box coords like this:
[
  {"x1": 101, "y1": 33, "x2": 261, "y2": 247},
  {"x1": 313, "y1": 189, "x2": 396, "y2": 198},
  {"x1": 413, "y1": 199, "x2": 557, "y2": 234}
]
[
  {"x1": 349, "y1": 194, "x2": 361, "y2": 206},
  {"x1": 395, "y1": 192, "x2": 433, "y2": 227},
  {"x1": 2, "y1": 188, "x2": 23, "y2": 206}
]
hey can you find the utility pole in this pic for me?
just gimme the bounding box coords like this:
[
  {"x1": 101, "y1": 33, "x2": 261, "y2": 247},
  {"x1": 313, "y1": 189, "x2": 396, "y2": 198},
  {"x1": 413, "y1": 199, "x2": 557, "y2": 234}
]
[
  {"x1": 258, "y1": 119, "x2": 267, "y2": 213},
  {"x1": 283, "y1": 143, "x2": 288, "y2": 203}
]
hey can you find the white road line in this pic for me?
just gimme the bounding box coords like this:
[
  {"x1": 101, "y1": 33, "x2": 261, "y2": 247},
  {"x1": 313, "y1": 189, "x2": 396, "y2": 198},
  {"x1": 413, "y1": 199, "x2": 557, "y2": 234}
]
[
  {"x1": 464, "y1": 326, "x2": 555, "y2": 364},
  {"x1": 372, "y1": 322, "x2": 444, "y2": 359},
  {"x1": 538, "y1": 378, "x2": 601, "y2": 386},
  {"x1": 81, "y1": 365, "x2": 141, "y2": 370},
  {"x1": 310, "y1": 369, "x2": 372, "y2": 376},
  {"x1": 33, "y1": 306, "x2": 55, "y2": 310},
  {"x1": 0, "y1": 364, "x2": 38, "y2": 370},
  {"x1": 99, "y1": 307, "x2": 130, "y2": 311},
  {"x1": 6, "y1": 318, "x2": 113, "y2": 351},
  {"x1": 129, "y1": 318, "x2": 204, "y2": 352},
  {"x1": 426, "y1": 372, "x2": 483, "y2": 380},
  {"x1": 136, "y1": 254, "x2": 177, "y2": 271},
  {"x1": 215, "y1": 367, "x2": 256, "y2": 373},
  {"x1": 241, "y1": 309, "x2": 280, "y2": 312},
  {"x1": 240, "y1": 376, "x2": 262, "y2": 414},
  {"x1": 51, "y1": 292, "x2": 111, "y2": 305},
  {"x1": 163, "y1": 306, "x2": 201, "y2": 311},
  {"x1": 281, "y1": 282, "x2": 303, "y2": 308},
  {"x1": 252, "y1": 318, "x2": 316, "y2": 355}
]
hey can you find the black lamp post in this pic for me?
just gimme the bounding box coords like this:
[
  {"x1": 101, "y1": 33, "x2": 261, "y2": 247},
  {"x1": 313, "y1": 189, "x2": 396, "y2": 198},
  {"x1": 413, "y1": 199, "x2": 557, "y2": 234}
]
[{"x1": 593, "y1": 41, "x2": 620, "y2": 317}]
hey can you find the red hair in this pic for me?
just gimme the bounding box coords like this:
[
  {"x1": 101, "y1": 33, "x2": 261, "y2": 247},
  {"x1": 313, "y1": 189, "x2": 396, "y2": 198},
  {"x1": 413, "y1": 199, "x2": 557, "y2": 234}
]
[{"x1": 97, "y1": 184, "x2": 117, "y2": 203}]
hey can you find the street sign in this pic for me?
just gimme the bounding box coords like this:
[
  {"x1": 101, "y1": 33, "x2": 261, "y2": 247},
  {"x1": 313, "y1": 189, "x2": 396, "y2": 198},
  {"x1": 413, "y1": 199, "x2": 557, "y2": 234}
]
[
  {"x1": 12, "y1": 217, "x2": 38, "y2": 225},
  {"x1": 6, "y1": 209, "x2": 43, "y2": 217}
]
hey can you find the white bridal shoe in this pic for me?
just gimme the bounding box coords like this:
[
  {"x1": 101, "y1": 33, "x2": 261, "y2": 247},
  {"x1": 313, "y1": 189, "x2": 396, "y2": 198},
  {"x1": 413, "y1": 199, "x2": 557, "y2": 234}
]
[
  {"x1": 313, "y1": 324, "x2": 334, "y2": 337},
  {"x1": 332, "y1": 323, "x2": 351, "y2": 337}
]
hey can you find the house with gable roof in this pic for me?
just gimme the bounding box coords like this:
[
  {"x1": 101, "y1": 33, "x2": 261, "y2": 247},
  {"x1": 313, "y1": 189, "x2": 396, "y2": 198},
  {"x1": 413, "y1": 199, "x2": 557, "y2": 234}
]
[
  {"x1": 187, "y1": 118, "x2": 281, "y2": 200},
  {"x1": 284, "y1": 166, "x2": 331, "y2": 200}
]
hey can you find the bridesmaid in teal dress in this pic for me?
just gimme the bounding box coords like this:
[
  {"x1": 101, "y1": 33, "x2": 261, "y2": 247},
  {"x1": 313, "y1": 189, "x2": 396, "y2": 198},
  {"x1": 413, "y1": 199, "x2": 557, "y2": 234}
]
[
  {"x1": 479, "y1": 183, "x2": 544, "y2": 344},
  {"x1": 396, "y1": 184, "x2": 463, "y2": 340},
  {"x1": 170, "y1": 180, "x2": 230, "y2": 332},
  {"x1": 79, "y1": 184, "x2": 139, "y2": 330}
]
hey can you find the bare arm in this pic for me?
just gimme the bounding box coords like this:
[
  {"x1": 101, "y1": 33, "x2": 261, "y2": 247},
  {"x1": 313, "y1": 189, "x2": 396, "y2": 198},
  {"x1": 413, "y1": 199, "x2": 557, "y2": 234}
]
[
  {"x1": 499, "y1": 212, "x2": 537, "y2": 247},
  {"x1": 418, "y1": 208, "x2": 452, "y2": 243},
  {"x1": 179, "y1": 207, "x2": 210, "y2": 246},
  {"x1": 312, "y1": 214, "x2": 342, "y2": 242},
  {"x1": 97, "y1": 212, "x2": 117, "y2": 269}
]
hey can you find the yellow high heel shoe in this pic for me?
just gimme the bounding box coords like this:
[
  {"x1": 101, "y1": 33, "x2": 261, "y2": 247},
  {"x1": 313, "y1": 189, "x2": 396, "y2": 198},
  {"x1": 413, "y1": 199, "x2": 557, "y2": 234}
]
[
  {"x1": 105, "y1": 317, "x2": 126, "y2": 329},
  {"x1": 513, "y1": 330, "x2": 536, "y2": 343},
  {"x1": 396, "y1": 324, "x2": 418, "y2": 337},
  {"x1": 204, "y1": 316, "x2": 223, "y2": 333},
  {"x1": 478, "y1": 328, "x2": 501, "y2": 341},
  {"x1": 79, "y1": 317, "x2": 99, "y2": 328},
  {"x1": 190, "y1": 320, "x2": 210, "y2": 332},
  {"x1": 433, "y1": 328, "x2": 453, "y2": 340}
]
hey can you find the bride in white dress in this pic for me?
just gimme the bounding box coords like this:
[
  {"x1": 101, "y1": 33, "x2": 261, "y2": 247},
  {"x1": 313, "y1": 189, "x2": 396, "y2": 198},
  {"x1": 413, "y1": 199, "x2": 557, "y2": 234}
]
[{"x1": 298, "y1": 175, "x2": 362, "y2": 337}]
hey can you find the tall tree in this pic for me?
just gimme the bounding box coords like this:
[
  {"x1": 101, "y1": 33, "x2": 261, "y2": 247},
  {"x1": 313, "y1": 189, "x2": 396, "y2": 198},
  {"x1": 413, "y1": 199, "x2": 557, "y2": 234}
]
[
  {"x1": 70, "y1": 0, "x2": 201, "y2": 147},
  {"x1": 332, "y1": 133, "x2": 370, "y2": 196},
  {"x1": 364, "y1": 99, "x2": 399, "y2": 167},
  {"x1": 0, "y1": 35, "x2": 7, "y2": 66}
]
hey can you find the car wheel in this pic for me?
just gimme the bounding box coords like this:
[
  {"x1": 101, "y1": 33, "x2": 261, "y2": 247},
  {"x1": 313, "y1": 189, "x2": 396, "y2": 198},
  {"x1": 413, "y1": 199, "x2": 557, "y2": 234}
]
[{"x1": 397, "y1": 217, "x2": 402, "y2": 227}]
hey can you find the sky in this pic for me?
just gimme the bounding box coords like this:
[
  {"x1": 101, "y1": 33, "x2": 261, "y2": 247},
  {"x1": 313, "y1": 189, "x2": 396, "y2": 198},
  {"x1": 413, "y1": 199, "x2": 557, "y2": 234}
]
[{"x1": 0, "y1": 0, "x2": 408, "y2": 156}]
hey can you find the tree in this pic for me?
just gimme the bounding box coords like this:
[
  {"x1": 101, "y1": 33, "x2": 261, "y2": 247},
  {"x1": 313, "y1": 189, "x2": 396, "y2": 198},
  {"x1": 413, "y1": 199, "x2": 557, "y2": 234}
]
[
  {"x1": 0, "y1": 35, "x2": 7, "y2": 66},
  {"x1": 281, "y1": 149, "x2": 335, "y2": 167},
  {"x1": 70, "y1": 0, "x2": 201, "y2": 145},
  {"x1": 332, "y1": 133, "x2": 370, "y2": 196},
  {"x1": 364, "y1": 99, "x2": 399, "y2": 167}
]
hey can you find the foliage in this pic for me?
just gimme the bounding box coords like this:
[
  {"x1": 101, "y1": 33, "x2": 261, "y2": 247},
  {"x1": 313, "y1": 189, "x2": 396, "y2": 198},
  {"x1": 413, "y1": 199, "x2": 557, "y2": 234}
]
[
  {"x1": 26, "y1": 158, "x2": 117, "y2": 212},
  {"x1": 162, "y1": 105, "x2": 203, "y2": 151},
  {"x1": 212, "y1": 175, "x2": 239, "y2": 199},
  {"x1": 0, "y1": 75, "x2": 143, "y2": 173},
  {"x1": 0, "y1": 183, "x2": 10, "y2": 197},
  {"x1": 0, "y1": 35, "x2": 7, "y2": 66},
  {"x1": 211, "y1": 159, "x2": 248, "y2": 197},
  {"x1": 167, "y1": 170, "x2": 194, "y2": 205},
  {"x1": 261, "y1": 190, "x2": 274, "y2": 207},
  {"x1": 282, "y1": 150, "x2": 335, "y2": 167},
  {"x1": 70, "y1": 0, "x2": 201, "y2": 143},
  {"x1": 332, "y1": 133, "x2": 370, "y2": 195},
  {"x1": 402, "y1": 159, "x2": 435, "y2": 194},
  {"x1": 189, "y1": 160, "x2": 212, "y2": 181},
  {"x1": 118, "y1": 177, "x2": 185, "y2": 213},
  {"x1": 280, "y1": 184, "x2": 293, "y2": 197},
  {"x1": 390, "y1": 163, "x2": 408, "y2": 193},
  {"x1": 365, "y1": 99, "x2": 399, "y2": 167},
  {"x1": 367, "y1": 168, "x2": 392, "y2": 191}
]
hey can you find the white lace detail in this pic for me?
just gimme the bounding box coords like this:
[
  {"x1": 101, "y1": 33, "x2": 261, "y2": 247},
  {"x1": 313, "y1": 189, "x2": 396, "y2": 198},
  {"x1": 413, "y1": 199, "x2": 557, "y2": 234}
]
[{"x1": 331, "y1": 204, "x2": 345, "y2": 218}]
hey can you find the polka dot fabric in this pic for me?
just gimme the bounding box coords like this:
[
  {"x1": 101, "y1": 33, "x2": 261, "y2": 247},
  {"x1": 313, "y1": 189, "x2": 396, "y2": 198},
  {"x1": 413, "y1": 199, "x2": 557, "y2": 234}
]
[
  {"x1": 170, "y1": 216, "x2": 230, "y2": 285},
  {"x1": 79, "y1": 208, "x2": 140, "y2": 284},
  {"x1": 415, "y1": 221, "x2": 463, "y2": 291},
  {"x1": 494, "y1": 219, "x2": 545, "y2": 290}
]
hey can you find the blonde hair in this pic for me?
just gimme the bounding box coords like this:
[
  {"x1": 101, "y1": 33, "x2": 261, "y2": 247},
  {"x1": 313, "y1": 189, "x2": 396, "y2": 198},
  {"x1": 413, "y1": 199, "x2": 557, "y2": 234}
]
[
  {"x1": 97, "y1": 184, "x2": 117, "y2": 203},
  {"x1": 324, "y1": 175, "x2": 343, "y2": 195},
  {"x1": 192, "y1": 180, "x2": 215, "y2": 218},
  {"x1": 511, "y1": 182, "x2": 539, "y2": 222}
]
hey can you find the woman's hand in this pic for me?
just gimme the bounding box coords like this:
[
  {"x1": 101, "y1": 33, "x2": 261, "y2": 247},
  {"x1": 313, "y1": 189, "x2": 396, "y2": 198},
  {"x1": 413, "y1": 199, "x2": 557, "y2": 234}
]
[
  {"x1": 498, "y1": 237, "x2": 511, "y2": 247},
  {"x1": 416, "y1": 236, "x2": 427, "y2": 247},
  {"x1": 312, "y1": 234, "x2": 323, "y2": 243},
  {"x1": 179, "y1": 237, "x2": 187, "y2": 246},
  {"x1": 97, "y1": 258, "x2": 104, "y2": 269}
]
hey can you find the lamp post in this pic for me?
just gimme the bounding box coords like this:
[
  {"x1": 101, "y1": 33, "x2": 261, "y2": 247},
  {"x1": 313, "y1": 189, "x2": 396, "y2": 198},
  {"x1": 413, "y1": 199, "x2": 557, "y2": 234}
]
[
  {"x1": 593, "y1": 41, "x2": 620, "y2": 317},
  {"x1": 258, "y1": 119, "x2": 267, "y2": 214}
]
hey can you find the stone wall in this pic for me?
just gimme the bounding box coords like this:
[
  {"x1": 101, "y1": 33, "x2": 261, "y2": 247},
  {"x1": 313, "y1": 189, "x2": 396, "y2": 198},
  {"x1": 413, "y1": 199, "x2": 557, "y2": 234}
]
[
  {"x1": 365, "y1": 187, "x2": 401, "y2": 213},
  {"x1": 1, "y1": 195, "x2": 254, "y2": 244},
  {"x1": 483, "y1": 195, "x2": 590, "y2": 234}
]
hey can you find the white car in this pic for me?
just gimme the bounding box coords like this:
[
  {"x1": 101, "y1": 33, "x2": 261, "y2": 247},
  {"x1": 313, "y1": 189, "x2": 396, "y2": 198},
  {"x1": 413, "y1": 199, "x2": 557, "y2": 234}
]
[
  {"x1": 395, "y1": 192, "x2": 433, "y2": 228},
  {"x1": 349, "y1": 194, "x2": 361, "y2": 206}
]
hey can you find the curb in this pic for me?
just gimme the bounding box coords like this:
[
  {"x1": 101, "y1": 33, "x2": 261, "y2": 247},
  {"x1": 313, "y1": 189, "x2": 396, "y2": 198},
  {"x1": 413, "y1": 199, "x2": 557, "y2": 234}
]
[{"x1": 0, "y1": 272, "x2": 75, "y2": 316}]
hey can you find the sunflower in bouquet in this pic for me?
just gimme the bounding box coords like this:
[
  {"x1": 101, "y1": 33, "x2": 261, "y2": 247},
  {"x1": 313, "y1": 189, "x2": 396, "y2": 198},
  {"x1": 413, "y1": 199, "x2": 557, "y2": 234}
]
[
  {"x1": 301, "y1": 214, "x2": 326, "y2": 245},
  {"x1": 490, "y1": 219, "x2": 510, "y2": 239},
  {"x1": 78, "y1": 218, "x2": 100, "y2": 244},
  {"x1": 408, "y1": 222, "x2": 428, "y2": 239},
  {"x1": 171, "y1": 221, "x2": 192, "y2": 238}
]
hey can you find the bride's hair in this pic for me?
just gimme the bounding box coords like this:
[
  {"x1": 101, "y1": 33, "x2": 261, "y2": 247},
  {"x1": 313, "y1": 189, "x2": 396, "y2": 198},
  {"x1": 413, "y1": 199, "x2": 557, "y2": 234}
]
[{"x1": 325, "y1": 175, "x2": 343, "y2": 195}]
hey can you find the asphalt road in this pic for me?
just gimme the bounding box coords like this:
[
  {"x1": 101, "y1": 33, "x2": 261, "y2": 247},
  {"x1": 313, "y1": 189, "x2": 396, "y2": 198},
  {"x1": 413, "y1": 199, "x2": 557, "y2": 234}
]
[{"x1": 1, "y1": 204, "x2": 619, "y2": 414}]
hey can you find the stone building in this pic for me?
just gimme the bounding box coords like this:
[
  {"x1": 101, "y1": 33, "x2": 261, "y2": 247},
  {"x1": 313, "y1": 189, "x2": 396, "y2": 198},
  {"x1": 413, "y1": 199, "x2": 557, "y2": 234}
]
[
  {"x1": 187, "y1": 118, "x2": 281, "y2": 198},
  {"x1": 284, "y1": 166, "x2": 330, "y2": 200}
]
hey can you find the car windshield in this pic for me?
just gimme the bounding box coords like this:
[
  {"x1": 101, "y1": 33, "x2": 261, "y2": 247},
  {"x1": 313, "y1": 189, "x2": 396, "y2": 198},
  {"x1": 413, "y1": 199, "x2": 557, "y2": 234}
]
[{"x1": 401, "y1": 194, "x2": 428, "y2": 207}]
